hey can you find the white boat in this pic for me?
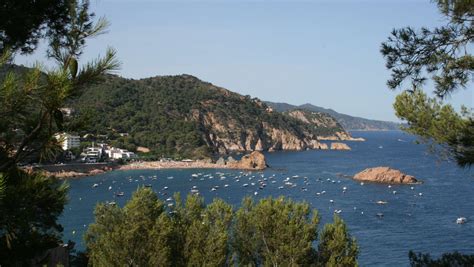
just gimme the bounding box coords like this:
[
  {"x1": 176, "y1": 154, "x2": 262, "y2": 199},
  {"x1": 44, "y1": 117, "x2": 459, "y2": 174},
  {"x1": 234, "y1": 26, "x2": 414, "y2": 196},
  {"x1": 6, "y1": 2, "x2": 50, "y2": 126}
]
[
  {"x1": 376, "y1": 200, "x2": 387, "y2": 205},
  {"x1": 456, "y1": 217, "x2": 467, "y2": 224},
  {"x1": 92, "y1": 183, "x2": 99, "y2": 188},
  {"x1": 243, "y1": 184, "x2": 249, "y2": 187}
]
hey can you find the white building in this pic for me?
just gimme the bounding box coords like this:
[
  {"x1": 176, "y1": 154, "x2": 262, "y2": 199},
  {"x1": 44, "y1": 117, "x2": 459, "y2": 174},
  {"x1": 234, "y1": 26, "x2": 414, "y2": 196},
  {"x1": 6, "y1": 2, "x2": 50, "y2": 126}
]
[
  {"x1": 84, "y1": 147, "x2": 103, "y2": 159},
  {"x1": 55, "y1": 133, "x2": 80, "y2": 150},
  {"x1": 105, "y1": 147, "x2": 137, "y2": 160}
]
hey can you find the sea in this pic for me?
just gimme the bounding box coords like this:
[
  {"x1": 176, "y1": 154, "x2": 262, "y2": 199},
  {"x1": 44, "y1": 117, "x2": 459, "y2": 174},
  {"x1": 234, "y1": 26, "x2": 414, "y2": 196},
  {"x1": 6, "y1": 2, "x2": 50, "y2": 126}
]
[{"x1": 60, "y1": 131, "x2": 474, "y2": 266}]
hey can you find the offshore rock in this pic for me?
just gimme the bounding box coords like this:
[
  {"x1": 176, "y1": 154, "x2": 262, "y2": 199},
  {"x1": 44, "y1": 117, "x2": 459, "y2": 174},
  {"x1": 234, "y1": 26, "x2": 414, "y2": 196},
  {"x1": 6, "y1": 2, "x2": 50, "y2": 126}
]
[
  {"x1": 354, "y1": 167, "x2": 419, "y2": 184},
  {"x1": 330, "y1": 142, "x2": 351, "y2": 150},
  {"x1": 228, "y1": 151, "x2": 267, "y2": 170}
]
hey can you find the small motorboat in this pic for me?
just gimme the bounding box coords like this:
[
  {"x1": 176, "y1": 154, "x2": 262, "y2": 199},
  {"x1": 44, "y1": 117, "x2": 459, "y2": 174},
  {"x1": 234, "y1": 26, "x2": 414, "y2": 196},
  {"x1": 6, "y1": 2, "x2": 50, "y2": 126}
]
[
  {"x1": 456, "y1": 217, "x2": 467, "y2": 224},
  {"x1": 376, "y1": 200, "x2": 388, "y2": 205},
  {"x1": 116, "y1": 192, "x2": 125, "y2": 197}
]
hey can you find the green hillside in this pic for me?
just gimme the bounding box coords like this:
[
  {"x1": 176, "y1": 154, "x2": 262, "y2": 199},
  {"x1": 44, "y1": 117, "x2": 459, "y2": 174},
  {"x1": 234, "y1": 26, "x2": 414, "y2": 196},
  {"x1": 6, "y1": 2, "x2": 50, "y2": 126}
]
[{"x1": 67, "y1": 74, "x2": 346, "y2": 158}]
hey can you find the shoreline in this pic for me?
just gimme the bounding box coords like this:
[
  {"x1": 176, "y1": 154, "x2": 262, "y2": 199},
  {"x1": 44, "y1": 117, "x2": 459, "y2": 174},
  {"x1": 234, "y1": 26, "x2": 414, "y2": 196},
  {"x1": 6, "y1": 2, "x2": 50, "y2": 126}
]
[{"x1": 44, "y1": 159, "x2": 266, "y2": 179}]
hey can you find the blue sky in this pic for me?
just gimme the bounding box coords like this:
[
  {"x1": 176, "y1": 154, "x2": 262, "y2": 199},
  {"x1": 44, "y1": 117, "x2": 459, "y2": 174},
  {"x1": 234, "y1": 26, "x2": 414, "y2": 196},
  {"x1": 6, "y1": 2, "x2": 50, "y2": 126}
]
[{"x1": 16, "y1": 0, "x2": 473, "y2": 121}]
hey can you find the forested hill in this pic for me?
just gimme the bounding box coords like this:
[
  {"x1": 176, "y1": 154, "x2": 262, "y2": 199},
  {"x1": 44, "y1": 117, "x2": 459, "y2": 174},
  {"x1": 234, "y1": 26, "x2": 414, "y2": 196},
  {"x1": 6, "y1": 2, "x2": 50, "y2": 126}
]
[
  {"x1": 265, "y1": 101, "x2": 401, "y2": 131},
  {"x1": 66, "y1": 74, "x2": 352, "y2": 158}
]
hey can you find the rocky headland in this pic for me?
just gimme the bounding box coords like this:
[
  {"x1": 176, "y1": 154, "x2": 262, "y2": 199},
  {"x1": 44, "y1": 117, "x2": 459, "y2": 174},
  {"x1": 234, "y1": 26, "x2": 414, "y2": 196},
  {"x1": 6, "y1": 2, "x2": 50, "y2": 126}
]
[
  {"x1": 353, "y1": 167, "x2": 419, "y2": 184},
  {"x1": 330, "y1": 142, "x2": 351, "y2": 150}
]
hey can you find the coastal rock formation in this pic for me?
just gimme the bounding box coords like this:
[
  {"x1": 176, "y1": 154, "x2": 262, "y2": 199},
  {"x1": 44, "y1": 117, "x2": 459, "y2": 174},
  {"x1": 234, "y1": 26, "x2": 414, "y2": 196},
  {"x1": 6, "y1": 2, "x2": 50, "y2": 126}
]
[
  {"x1": 353, "y1": 167, "x2": 418, "y2": 184},
  {"x1": 317, "y1": 131, "x2": 366, "y2": 141},
  {"x1": 330, "y1": 142, "x2": 351, "y2": 150},
  {"x1": 194, "y1": 110, "x2": 330, "y2": 154},
  {"x1": 227, "y1": 151, "x2": 267, "y2": 170},
  {"x1": 265, "y1": 101, "x2": 402, "y2": 131}
]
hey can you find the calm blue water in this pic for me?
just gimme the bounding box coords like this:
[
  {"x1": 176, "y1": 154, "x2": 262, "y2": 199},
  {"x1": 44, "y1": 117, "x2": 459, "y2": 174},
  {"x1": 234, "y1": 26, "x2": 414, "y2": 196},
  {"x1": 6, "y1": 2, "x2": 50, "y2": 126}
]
[{"x1": 60, "y1": 131, "x2": 474, "y2": 266}]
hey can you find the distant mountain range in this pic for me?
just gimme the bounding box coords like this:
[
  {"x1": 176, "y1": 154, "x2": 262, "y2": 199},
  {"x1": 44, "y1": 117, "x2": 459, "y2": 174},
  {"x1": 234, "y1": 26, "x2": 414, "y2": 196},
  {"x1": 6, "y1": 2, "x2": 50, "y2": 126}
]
[{"x1": 265, "y1": 101, "x2": 401, "y2": 131}]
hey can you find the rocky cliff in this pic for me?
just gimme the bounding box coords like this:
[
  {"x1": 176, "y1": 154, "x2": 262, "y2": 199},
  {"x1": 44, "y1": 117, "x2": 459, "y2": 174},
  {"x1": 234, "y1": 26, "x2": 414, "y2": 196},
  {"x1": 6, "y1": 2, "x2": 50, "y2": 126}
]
[{"x1": 284, "y1": 109, "x2": 364, "y2": 141}]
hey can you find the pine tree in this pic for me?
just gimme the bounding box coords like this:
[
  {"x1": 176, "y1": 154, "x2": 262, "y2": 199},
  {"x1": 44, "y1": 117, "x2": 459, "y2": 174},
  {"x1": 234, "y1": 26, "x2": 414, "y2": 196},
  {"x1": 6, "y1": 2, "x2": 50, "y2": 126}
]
[
  {"x1": 381, "y1": 0, "x2": 473, "y2": 167},
  {"x1": 318, "y1": 215, "x2": 359, "y2": 267},
  {"x1": 0, "y1": 1, "x2": 119, "y2": 264},
  {"x1": 232, "y1": 196, "x2": 320, "y2": 266}
]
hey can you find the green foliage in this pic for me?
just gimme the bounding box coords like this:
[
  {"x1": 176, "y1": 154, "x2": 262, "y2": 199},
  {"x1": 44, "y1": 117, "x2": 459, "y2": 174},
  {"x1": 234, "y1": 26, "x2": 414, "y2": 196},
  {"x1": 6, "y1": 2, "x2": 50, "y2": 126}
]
[
  {"x1": 0, "y1": 0, "x2": 119, "y2": 264},
  {"x1": 381, "y1": 0, "x2": 473, "y2": 96},
  {"x1": 85, "y1": 187, "x2": 167, "y2": 266},
  {"x1": 408, "y1": 251, "x2": 474, "y2": 267},
  {"x1": 0, "y1": 1, "x2": 119, "y2": 171},
  {"x1": 394, "y1": 90, "x2": 473, "y2": 167},
  {"x1": 381, "y1": 0, "x2": 473, "y2": 167},
  {"x1": 0, "y1": 169, "x2": 68, "y2": 265},
  {"x1": 318, "y1": 215, "x2": 359, "y2": 267},
  {"x1": 85, "y1": 189, "x2": 359, "y2": 266},
  {"x1": 172, "y1": 194, "x2": 233, "y2": 266},
  {"x1": 232, "y1": 196, "x2": 320, "y2": 266},
  {"x1": 0, "y1": 0, "x2": 71, "y2": 54},
  {"x1": 85, "y1": 190, "x2": 234, "y2": 266}
]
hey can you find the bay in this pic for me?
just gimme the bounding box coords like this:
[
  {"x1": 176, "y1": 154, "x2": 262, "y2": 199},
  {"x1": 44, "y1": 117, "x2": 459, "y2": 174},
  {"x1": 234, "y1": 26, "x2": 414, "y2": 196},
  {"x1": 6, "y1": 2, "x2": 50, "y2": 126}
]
[{"x1": 60, "y1": 131, "x2": 474, "y2": 266}]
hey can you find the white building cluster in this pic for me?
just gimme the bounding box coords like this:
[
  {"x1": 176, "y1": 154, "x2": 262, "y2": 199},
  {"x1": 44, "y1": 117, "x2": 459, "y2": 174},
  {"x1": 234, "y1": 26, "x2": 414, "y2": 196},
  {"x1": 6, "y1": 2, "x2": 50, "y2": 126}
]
[{"x1": 55, "y1": 132, "x2": 138, "y2": 162}]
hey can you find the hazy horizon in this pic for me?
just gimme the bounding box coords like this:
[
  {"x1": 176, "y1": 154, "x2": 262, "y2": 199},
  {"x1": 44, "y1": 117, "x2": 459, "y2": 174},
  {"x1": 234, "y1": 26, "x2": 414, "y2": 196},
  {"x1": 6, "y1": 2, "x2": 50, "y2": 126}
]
[{"x1": 15, "y1": 0, "x2": 473, "y2": 122}]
